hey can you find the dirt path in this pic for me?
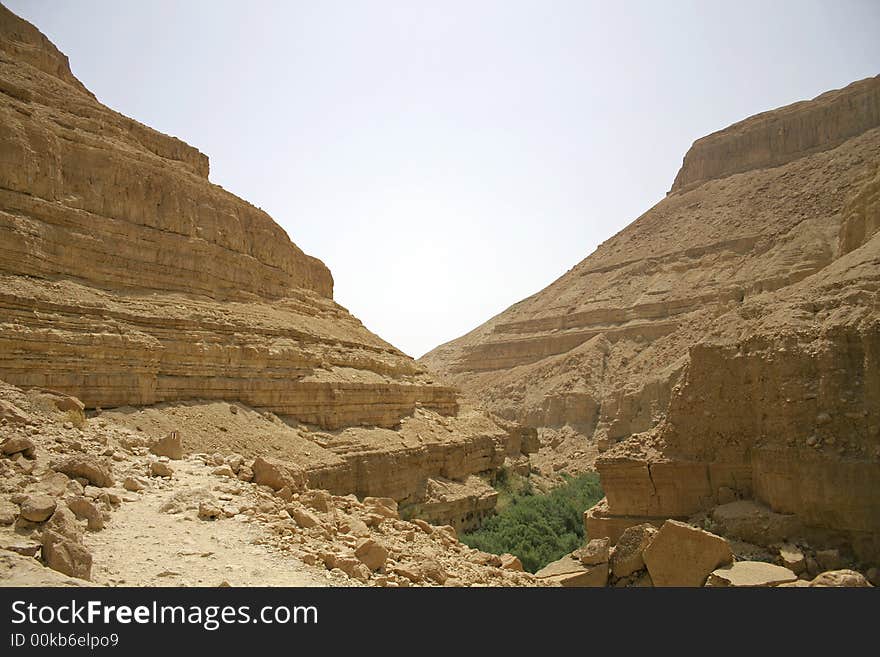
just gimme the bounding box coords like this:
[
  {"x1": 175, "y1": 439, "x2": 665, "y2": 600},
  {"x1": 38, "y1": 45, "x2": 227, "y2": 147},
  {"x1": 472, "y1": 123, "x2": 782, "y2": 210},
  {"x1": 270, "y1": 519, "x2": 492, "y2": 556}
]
[{"x1": 84, "y1": 457, "x2": 336, "y2": 587}]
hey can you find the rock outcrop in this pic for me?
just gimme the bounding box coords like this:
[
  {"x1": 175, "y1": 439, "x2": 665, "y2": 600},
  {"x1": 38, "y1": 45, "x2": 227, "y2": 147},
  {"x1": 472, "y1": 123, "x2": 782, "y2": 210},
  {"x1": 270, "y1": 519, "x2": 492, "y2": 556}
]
[
  {"x1": 0, "y1": 5, "x2": 531, "y2": 528},
  {"x1": 423, "y1": 75, "x2": 880, "y2": 560}
]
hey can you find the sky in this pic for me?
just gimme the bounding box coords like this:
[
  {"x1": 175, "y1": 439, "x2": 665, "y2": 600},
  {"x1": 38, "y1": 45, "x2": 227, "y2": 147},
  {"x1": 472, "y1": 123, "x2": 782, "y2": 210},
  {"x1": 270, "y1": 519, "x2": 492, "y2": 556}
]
[{"x1": 8, "y1": 1, "x2": 880, "y2": 357}]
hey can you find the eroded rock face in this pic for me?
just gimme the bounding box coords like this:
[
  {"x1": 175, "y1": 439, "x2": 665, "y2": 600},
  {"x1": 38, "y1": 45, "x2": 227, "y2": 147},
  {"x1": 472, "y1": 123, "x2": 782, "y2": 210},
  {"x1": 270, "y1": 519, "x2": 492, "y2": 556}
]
[
  {"x1": 424, "y1": 75, "x2": 880, "y2": 558},
  {"x1": 0, "y1": 7, "x2": 532, "y2": 528},
  {"x1": 0, "y1": 5, "x2": 455, "y2": 430}
]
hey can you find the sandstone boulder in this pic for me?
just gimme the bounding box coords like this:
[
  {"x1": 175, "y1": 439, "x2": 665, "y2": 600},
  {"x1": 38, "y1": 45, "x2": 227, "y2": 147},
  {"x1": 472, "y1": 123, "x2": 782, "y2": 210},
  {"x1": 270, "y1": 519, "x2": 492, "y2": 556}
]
[
  {"x1": 302, "y1": 490, "x2": 333, "y2": 513},
  {"x1": 212, "y1": 465, "x2": 235, "y2": 478},
  {"x1": 500, "y1": 553, "x2": 524, "y2": 571},
  {"x1": 574, "y1": 537, "x2": 610, "y2": 566},
  {"x1": 706, "y1": 561, "x2": 798, "y2": 587},
  {"x1": 0, "y1": 549, "x2": 94, "y2": 587},
  {"x1": 149, "y1": 461, "x2": 173, "y2": 478},
  {"x1": 252, "y1": 457, "x2": 306, "y2": 492},
  {"x1": 610, "y1": 523, "x2": 656, "y2": 579},
  {"x1": 32, "y1": 472, "x2": 71, "y2": 496},
  {"x1": 535, "y1": 555, "x2": 608, "y2": 587},
  {"x1": 66, "y1": 496, "x2": 103, "y2": 531},
  {"x1": 643, "y1": 520, "x2": 733, "y2": 587},
  {"x1": 288, "y1": 507, "x2": 320, "y2": 529},
  {"x1": 778, "y1": 543, "x2": 806, "y2": 574},
  {"x1": 123, "y1": 476, "x2": 146, "y2": 492},
  {"x1": 41, "y1": 530, "x2": 92, "y2": 580},
  {"x1": 809, "y1": 569, "x2": 872, "y2": 587},
  {"x1": 149, "y1": 431, "x2": 183, "y2": 460},
  {"x1": 54, "y1": 456, "x2": 114, "y2": 488},
  {"x1": 364, "y1": 497, "x2": 399, "y2": 519},
  {"x1": 1, "y1": 436, "x2": 35, "y2": 458},
  {"x1": 19, "y1": 494, "x2": 57, "y2": 523},
  {"x1": 0, "y1": 400, "x2": 29, "y2": 425},
  {"x1": 354, "y1": 538, "x2": 388, "y2": 571}
]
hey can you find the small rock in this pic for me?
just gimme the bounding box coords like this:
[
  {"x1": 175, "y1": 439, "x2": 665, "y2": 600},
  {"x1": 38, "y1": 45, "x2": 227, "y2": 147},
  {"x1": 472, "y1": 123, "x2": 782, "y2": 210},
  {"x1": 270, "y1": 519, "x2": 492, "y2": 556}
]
[
  {"x1": 778, "y1": 543, "x2": 806, "y2": 574},
  {"x1": 288, "y1": 506, "x2": 320, "y2": 529},
  {"x1": 123, "y1": 476, "x2": 146, "y2": 492},
  {"x1": 412, "y1": 519, "x2": 433, "y2": 534},
  {"x1": 354, "y1": 538, "x2": 388, "y2": 571},
  {"x1": 54, "y1": 456, "x2": 114, "y2": 488},
  {"x1": 1, "y1": 436, "x2": 36, "y2": 458},
  {"x1": 149, "y1": 431, "x2": 183, "y2": 460},
  {"x1": 573, "y1": 538, "x2": 610, "y2": 566},
  {"x1": 212, "y1": 465, "x2": 235, "y2": 478},
  {"x1": 198, "y1": 501, "x2": 223, "y2": 521},
  {"x1": 809, "y1": 569, "x2": 872, "y2": 587},
  {"x1": 19, "y1": 494, "x2": 57, "y2": 523},
  {"x1": 302, "y1": 490, "x2": 333, "y2": 513},
  {"x1": 500, "y1": 553, "x2": 524, "y2": 571},
  {"x1": 149, "y1": 461, "x2": 173, "y2": 478},
  {"x1": 363, "y1": 497, "x2": 399, "y2": 519}
]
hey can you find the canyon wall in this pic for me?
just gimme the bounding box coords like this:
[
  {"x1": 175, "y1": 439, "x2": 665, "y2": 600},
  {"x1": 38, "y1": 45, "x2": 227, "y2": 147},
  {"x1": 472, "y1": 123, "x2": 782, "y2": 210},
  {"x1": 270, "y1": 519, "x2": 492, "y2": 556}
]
[
  {"x1": 424, "y1": 75, "x2": 880, "y2": 557},
  {"x1": 0, "y1": 5, "x2": 528, "y2": 522}
]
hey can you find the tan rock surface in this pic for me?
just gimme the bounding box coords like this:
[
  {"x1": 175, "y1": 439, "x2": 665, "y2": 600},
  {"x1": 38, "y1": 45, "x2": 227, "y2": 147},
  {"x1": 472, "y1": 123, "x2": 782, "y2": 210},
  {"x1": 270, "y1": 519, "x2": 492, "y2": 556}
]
[
  {"x1": 642, "y1": 520, "x2": 733, "y2": 587},
  {"x1": 706, "y1": 561, "x2": 798, "y2": 587},
  {"x1": 808, "y1": 569, "x2": 872, "y2": 587}
]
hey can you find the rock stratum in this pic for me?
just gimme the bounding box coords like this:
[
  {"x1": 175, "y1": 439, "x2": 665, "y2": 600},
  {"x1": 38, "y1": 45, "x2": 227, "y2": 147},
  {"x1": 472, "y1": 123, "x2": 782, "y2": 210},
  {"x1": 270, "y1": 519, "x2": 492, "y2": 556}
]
[
  {"x1": 423, "y1": 75, "x2": 880, "y2": 561},
  {"x1": 0, "y1": 3, "x2": 533, "y2": 546}
]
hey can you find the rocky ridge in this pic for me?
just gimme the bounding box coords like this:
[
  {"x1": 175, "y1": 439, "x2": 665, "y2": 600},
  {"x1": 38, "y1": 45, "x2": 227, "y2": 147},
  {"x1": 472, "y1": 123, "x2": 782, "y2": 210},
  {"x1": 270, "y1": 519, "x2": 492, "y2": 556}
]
[{"x1": 423, "y1": 76, "x2": 880, "y2": 562}]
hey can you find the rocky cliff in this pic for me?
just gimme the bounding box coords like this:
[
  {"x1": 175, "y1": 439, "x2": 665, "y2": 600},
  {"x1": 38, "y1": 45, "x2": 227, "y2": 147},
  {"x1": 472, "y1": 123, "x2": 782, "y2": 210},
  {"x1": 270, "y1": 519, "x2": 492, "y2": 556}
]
[
  {"x1": 0, "y1": 5, "x2": 529, "y2": 525},
  {"x1": 423, "y1": 76, "x2": 880, "y2": 559}
]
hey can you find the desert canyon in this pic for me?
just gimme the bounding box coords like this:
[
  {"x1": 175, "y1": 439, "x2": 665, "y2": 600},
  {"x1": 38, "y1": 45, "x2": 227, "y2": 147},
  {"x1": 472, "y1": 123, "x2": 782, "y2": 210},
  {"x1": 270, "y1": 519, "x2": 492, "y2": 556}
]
[{"x1": 0, "y1": 4, "x2": 877, "y2": 587}]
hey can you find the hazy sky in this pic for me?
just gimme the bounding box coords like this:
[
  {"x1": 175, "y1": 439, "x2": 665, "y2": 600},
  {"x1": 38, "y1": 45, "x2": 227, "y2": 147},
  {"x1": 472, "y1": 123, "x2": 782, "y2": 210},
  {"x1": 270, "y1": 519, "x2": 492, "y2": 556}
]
[{"x1": 8, "y1": 1, "x2": 880, "y2": 357}]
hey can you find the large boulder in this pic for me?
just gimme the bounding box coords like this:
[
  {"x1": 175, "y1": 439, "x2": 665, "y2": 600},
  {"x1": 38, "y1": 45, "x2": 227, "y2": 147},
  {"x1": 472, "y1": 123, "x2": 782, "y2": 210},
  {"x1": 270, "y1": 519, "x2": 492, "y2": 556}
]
[
  {"x1": 19, "y1": 494, "x2": 57, "y2": 523},
  {"x1": 0, "y1": 400, "x2": 29, "y2": 425},
  {"x1": 706, "y1": 561, "x2": 798, "y2": 587},
  {"x1": 1, "y1": 436, "x2": 35, "y2": 458},
  {"x1": 41, "y1": 530, "x2": 92, "y2": 580},
  {"x1": 251, "y1": 457, "x2": 306, "y2": 492},
  {"x1": 0, "y1": 549, "x2": 94, "y2": 587},
  {"x1": 354, "y1": 538, "x2": 388, "y2": 571},
  {"x1": 54, "y1": 456, "x2": 114, "y2": 488},
  {"x1": 643, "y1": 520, "x2": 733, "y2": 587},
  {"x1": 41, "y1": 505, "x2": 91, "y2": 580},
  {"x1": 610, "y1": 523, "x2": 657, "y2": 579},
  {"x1": 535, "y1": 555, "x2": 608, "y2": 587}
]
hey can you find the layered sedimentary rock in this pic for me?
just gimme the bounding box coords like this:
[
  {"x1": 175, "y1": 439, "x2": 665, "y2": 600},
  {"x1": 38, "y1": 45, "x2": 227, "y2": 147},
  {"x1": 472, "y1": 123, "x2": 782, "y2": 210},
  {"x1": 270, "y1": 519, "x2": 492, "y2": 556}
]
[
  {"x1": 423, "y1": 76, "x2": 880, "y2": 558},
  {"x1": 0, "y1": 6, "x2": 527, "y2": 521}
]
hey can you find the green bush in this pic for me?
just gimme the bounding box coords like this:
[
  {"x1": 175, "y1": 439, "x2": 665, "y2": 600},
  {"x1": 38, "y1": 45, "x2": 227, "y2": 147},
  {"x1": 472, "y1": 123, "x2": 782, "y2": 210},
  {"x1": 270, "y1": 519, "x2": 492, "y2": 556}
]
[{"x1": 460, "y1": 472, "x2": 603, "y2": 573}]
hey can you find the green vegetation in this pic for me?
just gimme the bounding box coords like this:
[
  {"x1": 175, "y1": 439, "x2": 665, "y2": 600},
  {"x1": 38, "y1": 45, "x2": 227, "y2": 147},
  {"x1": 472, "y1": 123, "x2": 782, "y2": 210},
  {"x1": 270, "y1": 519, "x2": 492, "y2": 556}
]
[{"x1": 461, "y1": 471, "x2": 604, "y2": 573}]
